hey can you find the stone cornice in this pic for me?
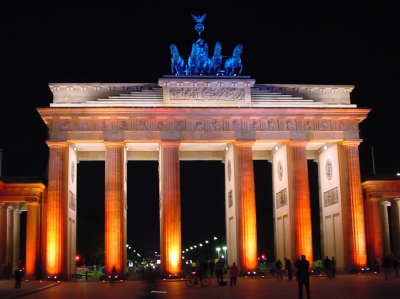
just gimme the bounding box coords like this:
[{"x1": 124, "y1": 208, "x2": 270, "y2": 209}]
[
  {"x1": 0, "y1": 181, "x2": 46, "y2": 203},
  {"x1": 362, "y1": 180, "x2": 400, "y2": 200},
  {"x1": 48, "y1": 81, "x2": 358, "y2": 108},
  {"x1": 37, "y1": 107, "x2": 369, "y2": 141}
]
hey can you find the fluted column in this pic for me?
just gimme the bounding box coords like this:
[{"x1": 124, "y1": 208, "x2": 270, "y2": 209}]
[
  {"x1": 339, "y1": 141, "x2": 367, "y2": 268},
  {"x1": 289, "y1": 142, "x2": 313, "y2": 264},
  {"x1": 380, "y1": 201, "x2": 391, "y2": 256},
  {"x1": 46, "y1": 141, "x2": 67, "y2": 276},
  {"x1": 159, "y1": 141, "x2": 181, "y2": 274},
  {"x1": 0, "y1": 204, "x2": 7, "y2": 270},
  {"x1": 6, "y1": 206, "x2": 14, "y2": 268},
  {"x1": 390, "y1": 199, "x2": 400, "y2": 256},
  {"x1": 235, "y1": 141, "x2": 258, "y2": 271},
  {"x1": 365, "y1": 198, "x2": 384, "y2": 268},
  {"x1": 25, "y1": 201, "x2": 40, "y2": 278},
  {"x1": 13, "y1": 209, "x2": 21, "y2": 270},
  {"x1": 104, "y1": 142, "x2": 125, "y2": 274}
]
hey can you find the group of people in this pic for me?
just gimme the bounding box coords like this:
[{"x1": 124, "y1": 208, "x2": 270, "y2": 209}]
[
  {"x1": 192, "y1": 258, "x2": 239, "y2": 286},
  {"x1": 273, "y1": 257, "x2": 293, "y2": 281},
  {"x1": 375, "y1": 254, "x2": 399, "y2": 280},
  {"x1": 323, "y1": 256, "x2": 337, "y2": 278}
]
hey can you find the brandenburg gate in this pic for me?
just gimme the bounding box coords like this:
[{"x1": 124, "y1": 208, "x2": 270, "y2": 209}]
[
  {"x1": 0, "y1": 15, "x2": 375, "y2": 278},
  {"x1": 31, "y1": 75, "x2": 368, "y2": 278}
]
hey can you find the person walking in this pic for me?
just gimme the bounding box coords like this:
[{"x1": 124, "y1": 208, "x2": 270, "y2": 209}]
[
  {"x1": 323, "y1": 256, "x2": 332, "y2": 279},
  {"x1": 194, "y1": 259, "x2": 204, "y2": 285},
  {"x1": 284, "y1": 257, "x2": 293, "y2": 281},
  {"x1": 229, "y1": 262, "x2": 239, "y2": 286},
  {"x1": 215, "y1": 259, "x2": 224, "y2": 285},
  {"x1": 275, "y1": 259, "x2": 283, "y2": 281},
  {"x1": 14, "y1": 268, "x2": 22, "y2": 289},
  {"x1": 294, "y1": 255, "x2": 310, "y2": 299},
  {"x1": 382, "y1": 254, "x2": 393, "y2": 280},
  {"x1": 331, "y1": 256, "x2": 337, "y2": 278}
]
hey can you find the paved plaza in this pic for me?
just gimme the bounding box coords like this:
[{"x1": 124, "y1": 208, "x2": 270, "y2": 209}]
[{"x1": 1, "y1": 272, "x2": 399, "y2": 299}]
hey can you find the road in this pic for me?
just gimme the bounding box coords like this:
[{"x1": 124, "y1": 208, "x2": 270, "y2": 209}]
[{"x1": 15, "y1": 273, "x2": 400, "y2": 299}]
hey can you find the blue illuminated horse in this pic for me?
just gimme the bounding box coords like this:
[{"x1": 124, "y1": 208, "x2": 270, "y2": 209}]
[
  {"x1": 224, "y1": 44, "x2": 243, "y2": 75},
  {"x1": 170, "y1": 44, "x2": 185, "y2": 75},
  {"x1": 210, "y1": 42, "x2": 223, "y2": 75}
]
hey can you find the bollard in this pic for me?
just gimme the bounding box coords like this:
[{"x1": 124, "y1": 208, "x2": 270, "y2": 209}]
[{"x1": 86, "y1": 271, "x2": 88, "y2": 281}]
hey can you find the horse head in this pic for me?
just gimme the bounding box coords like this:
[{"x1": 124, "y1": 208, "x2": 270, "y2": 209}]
[
  {"x1": 233, "y1": 44, "x2": 243, "y2": 57},
  {"x1": 170, "y1": 44, "x2": 179, "y2": 57},
  {"x1": 213, "y1": 42, "x2": 222, "y2": 55}
]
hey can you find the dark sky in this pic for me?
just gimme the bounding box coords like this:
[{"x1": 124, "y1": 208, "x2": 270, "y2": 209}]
[{"x1": 1, "y1": 2, "x2": 398, "y2": 261}]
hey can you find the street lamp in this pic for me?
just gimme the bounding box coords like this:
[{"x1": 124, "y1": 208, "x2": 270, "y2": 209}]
[
  {"x1": 223, "y1": 246, "x2": 227, "y2": 263},
  {"x1": 216, "y1": 247, "x2": 221, "y2": 259}
]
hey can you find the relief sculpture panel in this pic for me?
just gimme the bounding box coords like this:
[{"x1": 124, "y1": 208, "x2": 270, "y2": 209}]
[
  {"x1": 169, "y1": 87, "x2": 245, "y2": 101},
  {"x1": 323, "y1": 187, "x2": 339, "y2": 207}
]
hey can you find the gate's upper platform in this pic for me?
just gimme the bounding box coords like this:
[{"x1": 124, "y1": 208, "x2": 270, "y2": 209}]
[{"x1": 48, "y1": 76, "x2": 356, "y2": 108}]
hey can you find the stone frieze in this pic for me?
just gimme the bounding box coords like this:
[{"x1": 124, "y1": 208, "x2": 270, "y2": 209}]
[{"x1": 169, "y1": 87, "x2": 245, "y2": 101}]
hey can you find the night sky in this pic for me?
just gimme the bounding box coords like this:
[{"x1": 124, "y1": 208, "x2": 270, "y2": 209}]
[{"x1": 1, "y1": 2, "x2": 397, "y2": 262}]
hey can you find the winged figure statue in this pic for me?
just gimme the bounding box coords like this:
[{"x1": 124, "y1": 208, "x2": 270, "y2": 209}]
[{"x1": 191, "y1": 13, "x2": 206, "y2": 23}]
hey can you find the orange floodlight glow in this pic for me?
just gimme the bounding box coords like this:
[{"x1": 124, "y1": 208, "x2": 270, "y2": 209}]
[{"x1": 46, "y1": 221, "x2": 61, "y2": 274}]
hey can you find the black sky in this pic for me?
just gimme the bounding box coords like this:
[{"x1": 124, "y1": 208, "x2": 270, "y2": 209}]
[{"x1": 1, "y1": 1, "x2": 398, "y2": 261}]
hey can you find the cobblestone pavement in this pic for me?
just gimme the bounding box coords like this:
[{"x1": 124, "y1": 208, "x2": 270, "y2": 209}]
[{"x1": 1, "y1": 273, "x2": 399, "y2": 299}]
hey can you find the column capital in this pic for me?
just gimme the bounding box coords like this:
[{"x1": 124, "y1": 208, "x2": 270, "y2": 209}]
[
  {"x1": 160, "y1": 141, "x2": 180, "y2": 147},
  {"x1": 25, "y1": 199, "x2": 39, "y2": 206},
  {"x1": 390, "y1": 198, "x2": 400, "y2": 205},
  {"x1": 46, "y1": 141, "x2": 68, "y2": 148},
  {"x1": 234, "y1": 141, "x2": 254, "y2": 147},
  {"x1": 341, "y1": 140, "x2": 362, "y2": 147},
  {"x1": 288, "y1": 141, "x2": 308, "y2": 147},
  {"x1": 104, "y1": 141, "x2": 124, "y2": 147}
]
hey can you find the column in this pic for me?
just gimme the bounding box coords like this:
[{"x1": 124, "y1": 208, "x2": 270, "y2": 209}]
[
  {"x1": 365, "y1": 198, "x2": 384, "y2": 268},
  {"x1": 380, "y1": 201, "x2": 391, "y2": 256},
  {"x1": 235, "y1": 141, "x2": 258, "y2": 271},
  {"x1": 6, "y1": 206, "x2": 14, "y2": 269},
  {"x1": 390, "y1": 199, "x2": 400, "y2": 256},
  {"x1": 13, "y1": 209, "x2": 21, "y2": 270},
  {"x1": 104, "y1": 142, "x2": 125, "y2": 274},
  {"x1": 46, "y1": 141, "x2": 67, "y2": 276},
  {"x1": 339, "y1": 141, "x2": 367, "y2": 268},
  {"x1": 25, "y1": 201, "x2": 40, "y2": 278},
  {"x1": 0, "y1": 204, "x2": 7, "y2": 273},
  {"x1": 159, "y1": 141, "x2": 181, "y2": 274},
  {"x1": 289, "y1": 142, "x2": 313, "y2": 264}
]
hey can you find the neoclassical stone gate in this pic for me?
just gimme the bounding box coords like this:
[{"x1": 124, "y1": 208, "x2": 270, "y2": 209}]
[{"x1": 30, "y1": 76, "x2": 370, "y2": 277}]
